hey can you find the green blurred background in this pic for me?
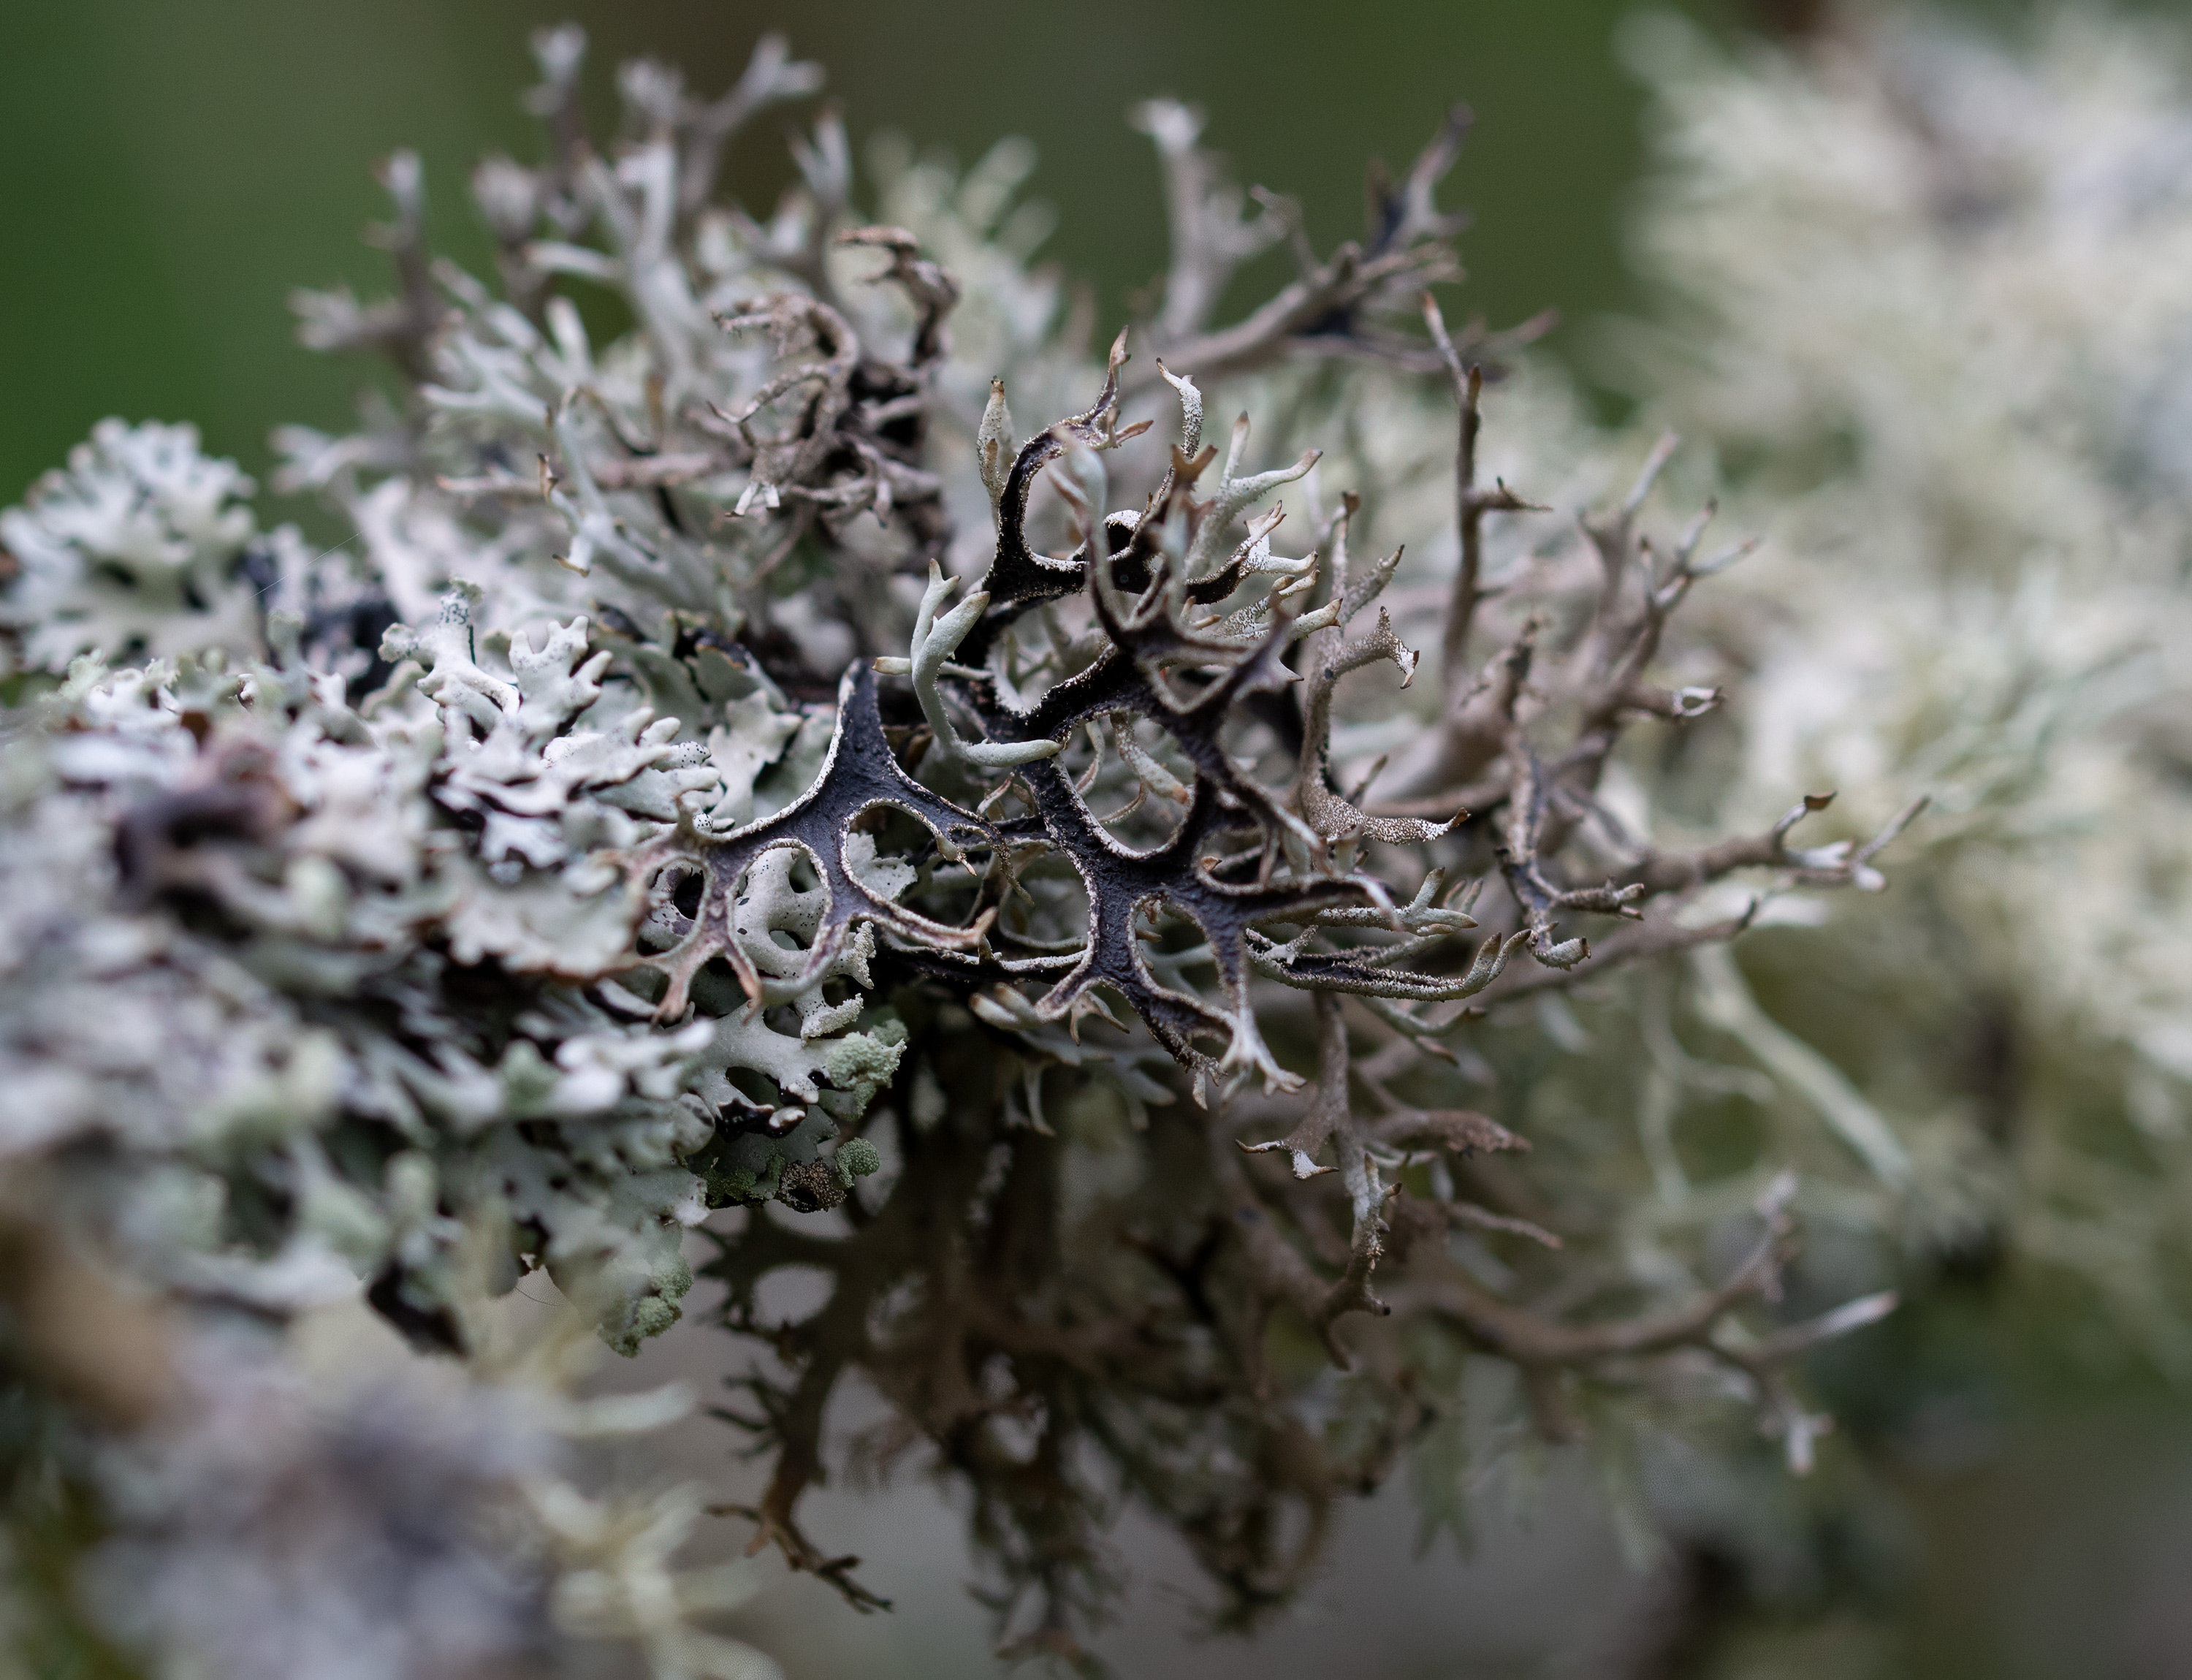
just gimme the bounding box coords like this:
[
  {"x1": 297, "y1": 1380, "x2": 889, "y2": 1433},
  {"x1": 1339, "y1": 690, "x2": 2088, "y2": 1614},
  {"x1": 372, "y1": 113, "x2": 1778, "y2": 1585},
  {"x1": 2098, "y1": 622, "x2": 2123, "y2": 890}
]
[
  {"x1": 0, "y1": 0, "x2": 1707, "y2": 506},
  {"x1": 0, "y1": 0, "x2": 2088, "y2": 505},
  {"x1": 0, "y1": 0, "x2": 2126, "y2": 504}
]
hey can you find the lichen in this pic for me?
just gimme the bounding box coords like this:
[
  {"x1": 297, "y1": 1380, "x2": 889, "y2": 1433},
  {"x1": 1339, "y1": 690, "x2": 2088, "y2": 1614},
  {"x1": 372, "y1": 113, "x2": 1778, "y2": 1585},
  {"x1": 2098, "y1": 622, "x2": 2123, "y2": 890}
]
[{"x1": 0, "y1": 18, "x2": 1960, "y2": 1673}]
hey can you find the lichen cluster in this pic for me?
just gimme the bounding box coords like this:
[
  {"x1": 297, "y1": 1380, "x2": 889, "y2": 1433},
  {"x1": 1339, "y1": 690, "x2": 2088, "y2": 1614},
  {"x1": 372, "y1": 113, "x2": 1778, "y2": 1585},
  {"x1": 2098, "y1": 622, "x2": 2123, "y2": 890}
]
[{"x1": 0, "y1": 21, "x2": 1946, "y2": 1674}]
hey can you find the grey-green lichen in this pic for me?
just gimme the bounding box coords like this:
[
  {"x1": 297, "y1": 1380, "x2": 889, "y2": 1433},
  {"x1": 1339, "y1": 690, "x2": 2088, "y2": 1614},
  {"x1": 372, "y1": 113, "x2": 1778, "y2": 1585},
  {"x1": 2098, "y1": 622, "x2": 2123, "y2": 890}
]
[{"x1": 0, "y1": 12, "x2": 2033, "y2": 1676}]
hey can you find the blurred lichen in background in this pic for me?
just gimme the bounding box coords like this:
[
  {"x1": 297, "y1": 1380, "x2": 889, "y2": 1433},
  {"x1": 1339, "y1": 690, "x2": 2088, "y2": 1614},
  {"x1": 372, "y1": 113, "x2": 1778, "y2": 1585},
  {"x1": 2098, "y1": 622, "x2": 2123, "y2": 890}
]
[
  {"x1": 1576, "y1": 5, "x2": 2192, "y2": 1668},
  {"x1": 4, "y1": 4, "x2": 2191, "y2": 1679}
]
